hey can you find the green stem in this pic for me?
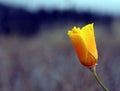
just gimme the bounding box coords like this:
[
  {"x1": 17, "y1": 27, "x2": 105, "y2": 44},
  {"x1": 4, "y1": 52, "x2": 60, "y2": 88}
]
[{"x1": 89, "y1": 66, "x2": 109, "y2": 91}]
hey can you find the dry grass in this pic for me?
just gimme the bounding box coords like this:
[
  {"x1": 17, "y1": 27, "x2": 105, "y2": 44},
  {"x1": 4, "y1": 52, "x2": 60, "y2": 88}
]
[{"x1": 0, "y1": 22, "x2": 120, "y2": 91}]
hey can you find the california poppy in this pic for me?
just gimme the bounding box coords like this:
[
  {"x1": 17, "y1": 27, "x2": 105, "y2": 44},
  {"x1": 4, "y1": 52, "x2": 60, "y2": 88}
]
[{"x1": 68, "y1": 23, "x2": 98, "y2": 68}]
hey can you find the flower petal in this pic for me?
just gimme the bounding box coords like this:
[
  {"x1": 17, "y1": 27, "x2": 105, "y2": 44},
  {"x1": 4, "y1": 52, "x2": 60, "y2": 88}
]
[
  {"x1": 83, "y1": 52, "x2": 97, "y2": 67},
  {"x1": 68, "y1": 27, "x2": 88, "y2": 63},
  {"x1": 80, "y1": 23, "x2": 98, "y2": 60}
]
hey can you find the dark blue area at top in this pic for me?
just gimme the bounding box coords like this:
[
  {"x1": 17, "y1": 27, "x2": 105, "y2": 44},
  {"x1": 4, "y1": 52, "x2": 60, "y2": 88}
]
[{"x1": 0, "y1": 4, "x2": 113, "y2": 37}]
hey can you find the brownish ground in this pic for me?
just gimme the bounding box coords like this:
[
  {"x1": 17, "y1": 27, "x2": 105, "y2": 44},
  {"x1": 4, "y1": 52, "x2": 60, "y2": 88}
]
[{"x1": 0, "y1": 21, "x2": 120, "y2": 91}]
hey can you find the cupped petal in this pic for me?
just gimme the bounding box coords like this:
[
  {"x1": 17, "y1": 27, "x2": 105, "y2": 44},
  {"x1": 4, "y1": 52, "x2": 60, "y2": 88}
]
[
  {"x1": 82, "y1": 51, "x2": 97, "y2": 67},
  {"x1": 80, "y1": 23, "x2": 98, "y2": 60},
  {"x1": 68, "y1": 27, "x2": 88, "y2": 63}
]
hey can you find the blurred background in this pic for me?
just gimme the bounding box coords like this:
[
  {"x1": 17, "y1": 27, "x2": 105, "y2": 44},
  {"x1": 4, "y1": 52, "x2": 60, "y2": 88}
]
[{"x1": 0, "y1": 0, "x2": 120, "y2": 91}]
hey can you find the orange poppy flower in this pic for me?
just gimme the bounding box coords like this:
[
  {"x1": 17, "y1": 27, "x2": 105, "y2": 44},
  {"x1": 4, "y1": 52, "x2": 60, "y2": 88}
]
[{"x1": 68, "y1": 23, "x2": 98, "y2": 68}]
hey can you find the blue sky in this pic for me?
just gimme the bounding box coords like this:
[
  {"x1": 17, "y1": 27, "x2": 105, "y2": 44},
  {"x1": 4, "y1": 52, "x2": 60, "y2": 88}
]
[{"x1": 0, "y1": 0, "x2": 120, "y2": 15}]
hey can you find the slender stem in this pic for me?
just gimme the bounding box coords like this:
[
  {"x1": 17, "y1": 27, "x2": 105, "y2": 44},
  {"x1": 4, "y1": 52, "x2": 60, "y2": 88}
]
[{"x1": 89, "y1": 66, "x2": 109, "y2": 91}]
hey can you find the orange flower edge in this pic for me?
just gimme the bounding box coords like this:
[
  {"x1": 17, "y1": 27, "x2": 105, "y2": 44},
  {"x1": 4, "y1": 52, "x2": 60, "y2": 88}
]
[{"x1": 68, "y1": 23, "x2": 98, "y2": 68}]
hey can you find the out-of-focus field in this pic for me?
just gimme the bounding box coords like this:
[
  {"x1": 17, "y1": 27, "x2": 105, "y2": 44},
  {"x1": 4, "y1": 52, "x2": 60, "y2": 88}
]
[{"x1": 0, "y1": 21, "x2": 120, "y2": 91}]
